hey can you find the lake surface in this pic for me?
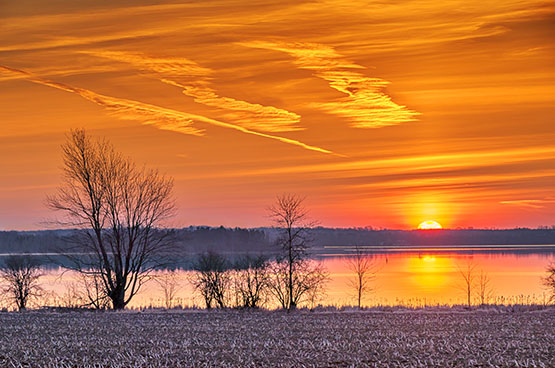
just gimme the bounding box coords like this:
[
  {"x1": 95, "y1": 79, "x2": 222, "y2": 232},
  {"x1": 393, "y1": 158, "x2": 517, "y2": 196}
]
[
  {"x1": 321, "y1": 249, "x2": 553, "y2": 307},
  {"x1": 2, "y1": 245, "x2": 554, "y2": 309}
]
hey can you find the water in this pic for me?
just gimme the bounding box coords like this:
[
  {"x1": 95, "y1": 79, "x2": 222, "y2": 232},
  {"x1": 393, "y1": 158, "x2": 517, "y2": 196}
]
[
  {"x1": 321, "y1": 250, "x2": 554, "y2": 306},
  {"x1": 2, "y1": 245, "x2": 554, "y2": 309}
]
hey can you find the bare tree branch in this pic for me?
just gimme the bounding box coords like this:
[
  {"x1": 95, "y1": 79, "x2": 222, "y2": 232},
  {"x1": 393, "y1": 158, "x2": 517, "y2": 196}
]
[
  {"x1": 190, "y1": 252, "x2": 231, "y2": 309},
  {"x1": 233, "y1": 255, "x2": 271, "y2": 308},
  {"x1": 154, "y1": 270, "x2": 182, "y2": 309},
  {"x1": 543, "y1": 262, "x2": 555, "y2": 305},
  {"x1": 0, "y1": 255, "x2": 42, "y2": 311},
  {"x1": 346, "y1": 246, "x2": 377, "y2": 308},
  {"x1": 457, "y1": 258, "x2": 477, "y2": 309},
  {"x1": 267, "y1": 194, "x2": 327, "y2": 310},
  {"x1": 46, "y1": 129, "x2": 176, "y2": 309},
  {"x1": 476, "y1": 269, "x2": 494, "y2": 306}
]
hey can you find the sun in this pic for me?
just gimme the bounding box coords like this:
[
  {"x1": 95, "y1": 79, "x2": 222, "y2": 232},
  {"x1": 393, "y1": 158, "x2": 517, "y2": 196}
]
[{"x1": 418, "y1": 220, "x2": 443, "y2": 230}]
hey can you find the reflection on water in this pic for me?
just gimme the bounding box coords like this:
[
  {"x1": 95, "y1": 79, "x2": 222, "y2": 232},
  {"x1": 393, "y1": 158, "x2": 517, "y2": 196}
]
[
  {"x1": 1, "y1": 247, "x2": 554, "y2": 309},
  {"x1": 347, "y1": 252, "x2": 552, "y2": 306}
]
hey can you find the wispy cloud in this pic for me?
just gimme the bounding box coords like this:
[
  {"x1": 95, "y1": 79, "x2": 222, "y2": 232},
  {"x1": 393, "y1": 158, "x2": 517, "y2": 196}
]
[
  {"x1": 242, "y1": 41, "x2": 419, "y2": 128},
  {"x1": 0, "y1": 65, "x2": 202, "y2": 136},
  {"x1": 197, "y1": 146, "x2": 555, "y2": 179},
  {"x1": 500, "y1": 198, "x2": 555, "y2": 209},
  {"x1": 0, "y1": 65, "x2": 336, "y2": 155},
  {"x1": 87, "y1": 51, "x2": 211, "y2": 78},
  {"x1": 84, "y1": 50, "x2": 302, "y2": 133}
]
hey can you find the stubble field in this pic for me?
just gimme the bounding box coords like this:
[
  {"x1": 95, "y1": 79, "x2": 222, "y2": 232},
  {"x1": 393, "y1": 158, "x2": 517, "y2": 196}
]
[{"x1": 0, "y1": 309, "x2": 553, "y2": 367}]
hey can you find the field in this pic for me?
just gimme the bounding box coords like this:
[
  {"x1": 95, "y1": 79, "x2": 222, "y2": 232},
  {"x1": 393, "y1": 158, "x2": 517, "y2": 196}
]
[{"x1": 0, "y1": 308, "x2": 553, "y2": 367}]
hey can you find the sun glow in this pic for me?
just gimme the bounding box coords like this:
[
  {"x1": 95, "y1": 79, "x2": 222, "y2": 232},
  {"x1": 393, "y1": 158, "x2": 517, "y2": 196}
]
[
  {"x1": 418, "y1": 220, "x2": 443, "y2": 230},
  {"x1": 422, "y1": 255, "x2": 436, "y2": 262},
  {"x1": 407, "y1": 255, "x2": 451, "y2": 290}
]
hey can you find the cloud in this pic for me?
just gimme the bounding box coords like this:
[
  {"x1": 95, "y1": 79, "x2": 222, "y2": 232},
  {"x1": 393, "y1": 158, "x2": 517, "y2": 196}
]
[
  {"x1": 0, "y1": 65, "x2": 336, "y2": 155},
  {"x1": 0, "y1": 30, "x2": 162, "y2": 53},
  {"x1": 174, "y1": 145, "x2": 555, "y2": 182},
  {"x1": 500, "y1": 198, "x2": 555, "y2": 208},
  {"x1": 164, "y1": 79, "x2": 302, "y2": 132},
  {"x1": 241, "y1": 41, "x2": 420, "y2": 128},
  {"x1": 84, "y1": 50, "x2": 302, "y2": 133},
  {"x1": 87, "y1": 51, "x2": 212, "y2": 78},
  {"x1": 0, "y1": 65, "x2": 202, "y2": 136}
]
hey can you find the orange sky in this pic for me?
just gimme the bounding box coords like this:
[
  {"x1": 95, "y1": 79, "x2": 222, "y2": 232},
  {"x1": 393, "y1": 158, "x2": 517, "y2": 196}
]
[{"x1": 1, "y1": 0, "x2": 554, "y2": 230}]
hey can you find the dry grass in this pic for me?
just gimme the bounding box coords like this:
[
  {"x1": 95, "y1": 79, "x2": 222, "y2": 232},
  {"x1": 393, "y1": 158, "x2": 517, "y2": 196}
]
[{"x1": 0, "y1": 309, "x2": 553, "y2": 367}]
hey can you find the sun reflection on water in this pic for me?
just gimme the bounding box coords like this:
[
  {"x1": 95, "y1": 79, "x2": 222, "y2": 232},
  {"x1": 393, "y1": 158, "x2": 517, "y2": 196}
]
[{"x1": 407, "y1": 255, "x2": 454, "y2": 291}]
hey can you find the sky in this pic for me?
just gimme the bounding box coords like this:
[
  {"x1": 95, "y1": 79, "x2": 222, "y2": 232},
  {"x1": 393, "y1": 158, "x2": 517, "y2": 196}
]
[{"x1": 0, "y1": 0, "x2": 554, "y2": 230}]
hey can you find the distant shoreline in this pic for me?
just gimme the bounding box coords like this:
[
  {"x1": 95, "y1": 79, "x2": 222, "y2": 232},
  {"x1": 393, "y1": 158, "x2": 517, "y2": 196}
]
[
  {"x1": 312, "y1": 243, "x2": 555, "y2": 255},
  {"x1": 1, "y1": 227, "x2": 554, "y2": 255}
]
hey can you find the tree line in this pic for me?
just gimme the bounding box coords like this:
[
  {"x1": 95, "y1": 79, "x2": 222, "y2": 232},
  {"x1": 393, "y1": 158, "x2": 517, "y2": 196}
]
[
  {"x1": 0, "y1": 227, "x2": 274, "y2": 254},
  {"x1": 3, "y1": 227, "x2": 555, "y2": 255}
]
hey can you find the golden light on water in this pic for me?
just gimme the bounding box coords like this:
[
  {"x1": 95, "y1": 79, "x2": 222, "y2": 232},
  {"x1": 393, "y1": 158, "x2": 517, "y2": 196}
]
[
  {"x1": 28, "y1": 253, "x2": 552, "y2": 308},
  {"x1": 418, "y1": 220, "x2": 443, "y2": 230},
  {"x1": 406, "y1": 255, "x2": 452, "y2": 292}
]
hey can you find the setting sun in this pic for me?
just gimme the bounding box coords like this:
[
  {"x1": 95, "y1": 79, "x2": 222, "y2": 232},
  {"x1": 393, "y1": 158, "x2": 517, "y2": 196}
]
[{"x1": 418, "y1": 220, "x2": 443, "y2": 230}]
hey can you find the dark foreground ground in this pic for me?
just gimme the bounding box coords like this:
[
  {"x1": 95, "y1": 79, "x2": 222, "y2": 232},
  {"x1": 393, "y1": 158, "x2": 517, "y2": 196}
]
[{"x1": 0, "y1": 309, "x2": 553, "y2": 367}]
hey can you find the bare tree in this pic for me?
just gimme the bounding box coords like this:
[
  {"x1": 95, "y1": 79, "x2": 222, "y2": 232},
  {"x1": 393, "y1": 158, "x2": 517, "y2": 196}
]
[
  {"x1": 191, "y1": 252, "x2": 231, "y2": 309},
  {"x1": 268, "y1": 194, "x2": 327, "y2": 310},
  {"x1": 0, "y1": 255, "x2": 42, "y2": 311},
  {"x1": 80, "y1": 272, "x2": 111, "y2": 309},
  {"x1": 476, "y1": 269, "x2": 494, "y2": 306},
  {"x1": 58, "y1": 281, "x2": 86, "y2": 308},
  {"x1": 346, "y1": 246, "x2": 377, "y2": 308},
  {"x1": 47, "y1": 129, "x2": 176, "y2": 310},
  {"x1": 233, "y1": 255, "x2": 271, "y2": 308},
  {"x1": 457, "y1": 258, "x2": 477, "y2": 308},
  {"x1": 269, "y1": 259, "x2": 328, "y2": 310},
  {"x1": 154, "y1": 269, "x2": 181, "y2": 309},
  {"x1": 543, "y1": 262, "x2": 555, "y2": 304},
  {"x1": 304, "y1": 262, "x2": 329, "y2": 309}
]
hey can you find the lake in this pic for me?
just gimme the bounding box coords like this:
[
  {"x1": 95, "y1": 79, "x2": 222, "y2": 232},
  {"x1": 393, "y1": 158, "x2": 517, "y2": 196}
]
[
  {"x1": 320, "y1": 247, "x2": 554, "y2": 307},
  {"x1": 2, "y1": 245, "x2": 554, "y2": 309}
]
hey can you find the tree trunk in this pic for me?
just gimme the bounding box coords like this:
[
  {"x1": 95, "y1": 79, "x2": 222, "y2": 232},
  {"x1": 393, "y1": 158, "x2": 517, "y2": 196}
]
[
  {"x1": 467, "y1": 288, "x2": 471, "y2": 309},
  {"x1": 111, "y1": 287, "x2": 126, "y2": 310},
  {"x1": 288, "y1": 235, "x2": 295, "y2": 311}
]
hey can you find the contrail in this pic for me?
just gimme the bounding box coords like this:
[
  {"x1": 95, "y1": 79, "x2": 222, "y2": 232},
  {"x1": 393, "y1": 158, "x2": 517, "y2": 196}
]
[{"x1": 0, "y1": 65, "x2": 341, "y2": 156}]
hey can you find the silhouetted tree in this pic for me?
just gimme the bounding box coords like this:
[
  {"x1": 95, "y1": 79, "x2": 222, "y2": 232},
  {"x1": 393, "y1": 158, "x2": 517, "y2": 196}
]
[
  {"x1": 0, "y1": 255, "x2": 42, "y2": 311},
  {"x1": 457, "y1": 259, "x2": 477, "y2": 308},
  {"x1": 543, "y1": 262, "x2": 555, "y2": 304},
  {"x1": 269, "y1": 259, "x2": 328, "y2": 309},
  {"x1": 191, "y1": 252, "x2": 231, "y2": 309},
  {"x1": 80, "y1": 271, "x2": 111, "y2": 309},
  {"x1": 154, "y1": 269, "x2": 181, "y2": 309},
  {"x1": 47, "y1": 129, "x2": 176, "y2": 310},
  {"x1": 268, "y1": 194, "x2": 327, "y2": 310},
  {"x1": 233, "y1": 255, "x2": 271, "y2": 308},
  {"x1": 346, "y1": 246, "x2": 377, "y2": 308},
  {"x1": 476, "y1": 269, "x2": 494, "y2": 306}
]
